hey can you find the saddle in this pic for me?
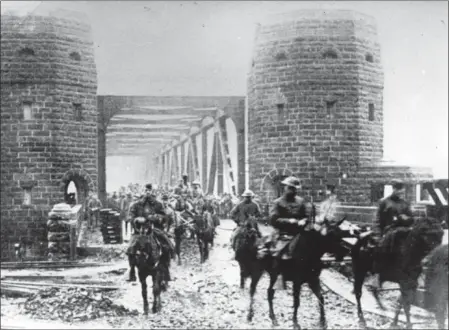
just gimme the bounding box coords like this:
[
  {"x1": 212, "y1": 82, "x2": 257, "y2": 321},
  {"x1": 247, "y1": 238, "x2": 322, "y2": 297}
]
[{"x1": 257, "y1": 233, "x2": 298, "y2": 260}]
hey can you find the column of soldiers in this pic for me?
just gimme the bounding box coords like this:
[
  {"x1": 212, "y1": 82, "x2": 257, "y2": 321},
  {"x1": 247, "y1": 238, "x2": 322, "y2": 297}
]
[
  {"x1": 230, "y1": 176, "x2": 414, "y2": 272},
  {"x1": 106, "y1": 173, "x2": 414, "y2": 293}
]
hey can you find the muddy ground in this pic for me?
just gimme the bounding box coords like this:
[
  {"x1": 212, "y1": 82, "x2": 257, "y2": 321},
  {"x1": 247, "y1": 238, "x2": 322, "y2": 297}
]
[{"x1": 1, "y1": 220, "x2": 441, "y2": 329}]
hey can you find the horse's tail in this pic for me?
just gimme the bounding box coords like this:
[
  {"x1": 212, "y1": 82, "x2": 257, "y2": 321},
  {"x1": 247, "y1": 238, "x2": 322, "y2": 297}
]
[{"x1": 424, "y1": 244, "x2": 448, "y2": 311}]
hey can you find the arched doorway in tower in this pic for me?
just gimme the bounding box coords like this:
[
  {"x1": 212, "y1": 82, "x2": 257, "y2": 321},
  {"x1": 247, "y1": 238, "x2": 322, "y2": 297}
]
[
  {"x1": 259, "y1": 168, "x2": 293, "y2": 213},
  {"x1": 65, "y1": 181, "x2": 78, "y2": 205},
  {"x1": 61, "y1": 170, "x2": 93, "y2": 206}
]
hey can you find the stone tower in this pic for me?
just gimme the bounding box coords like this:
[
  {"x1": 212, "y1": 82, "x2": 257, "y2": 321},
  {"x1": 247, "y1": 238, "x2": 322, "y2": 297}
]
[
  {"x1": 0, "y1": 8, "x2": 98, "y2": 259},
  {"x1": 248, "y1": 10, "x2": 385, "y2": 203}
]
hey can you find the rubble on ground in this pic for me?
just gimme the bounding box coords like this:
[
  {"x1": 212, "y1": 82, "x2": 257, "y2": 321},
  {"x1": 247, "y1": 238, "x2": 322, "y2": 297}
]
[{"x1": 20, "y1": 287, "x2": 139, "y2": 323}]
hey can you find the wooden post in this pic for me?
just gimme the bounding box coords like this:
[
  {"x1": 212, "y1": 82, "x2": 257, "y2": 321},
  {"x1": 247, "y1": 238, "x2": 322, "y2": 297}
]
[{"x1": 69, "y1": 226, "x2": 76, "y2": 261}]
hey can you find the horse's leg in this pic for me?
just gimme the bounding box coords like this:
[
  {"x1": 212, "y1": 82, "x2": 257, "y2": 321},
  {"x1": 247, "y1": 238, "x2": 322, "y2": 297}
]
[
  {"x1": 371, "y1": 275, "x2": 386, "y2": 311},
  {"x1": 152, "y1": 271, "x2": 162, "y2": 313},
  {"x1": 309, "y1": 278, "x2": 327, "y2": 330},
  {"x1": 390, "y1": 296, "x2": 403, "y2": 329},
  {"x1": 197, "y1": 236, "x2": 204, "y2": 263},
  {"x1": 353, "y1": 263, "x2": 369, "y2": 328},
  {"x1": 127, "y1": 254, "x2": 137, "y2": 282},
  {"x1": 175, "y1": 232, "x2": 182, "y2": 266},
  {"x1": 292, "y1": 280, "x2": 302, "y2": 330},
  {"x1": 239, "y1": 261, "x2": 246, "y2": 289},
  {"x1": 401, "y1": 287, "x2": 414, "y2": 329},
  {"x1": 247, "y1": 264, "x2": 263, "y2": 322},
  {"x1": 204, "y1": 240, "x2": 209, "y2": 261},
  {"x1": 268, "y1": 269, "x2": 280, "y2": 326},
  {"x1": 138, "y1": 271, "x2": 149, "y2": 315}
]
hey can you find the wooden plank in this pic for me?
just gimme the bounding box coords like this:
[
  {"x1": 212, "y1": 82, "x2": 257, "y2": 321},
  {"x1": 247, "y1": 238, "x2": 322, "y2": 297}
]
[
  {"x1": 0, "y1": 286, "x2": 36, "y2": 297},
  {"x1": 1, "y1": 261, "x2": 110, "y2": 270},
  {"x1": 2, "y1": 280, "x2": 120, "y2": 291}
]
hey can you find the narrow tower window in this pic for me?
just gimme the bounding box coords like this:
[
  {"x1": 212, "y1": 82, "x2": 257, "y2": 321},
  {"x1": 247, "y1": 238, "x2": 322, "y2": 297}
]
[
  {"x1": 275, "y1": 51, "x2": 287, "y2": 61},
  {"x1": 18, "y1": 47, "x2": 35, "y2": 57},
  {"x1": 23, "y1": 101, "x2": 33, "y2": 120},
  {"x1": 369, "y1": 103, "x2": 375, "y2": 121},
  {"x1": 69, "y1": 52, "x2": 81, "y2": 61},
  {"x1": 23, "y1": 187, "x2": 32, "y2": 205},
  {"x1": 277, "y1": 103, "x2": 285, "y2": 121},
  {"x1": 73, "y1": 102, "x2": 82, "y2": 121},
  {"x1": 365, "y1": 53, "x2": 374, "y2": 63},
  {"x1": 326, "y1": 100, "x2": 337, "y2": 118},
  {"x1": 322, "y1": 50, "x2": 338, "y2": 59}
]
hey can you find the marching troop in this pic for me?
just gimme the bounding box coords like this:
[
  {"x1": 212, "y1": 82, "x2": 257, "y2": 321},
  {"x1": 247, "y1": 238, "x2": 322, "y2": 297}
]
[
  {"x1": 80, "y1": 173, "x2": 447, "y2": 328},
  {"x1": 85, "y1": 172, "x2": 424, "y2": 285}
]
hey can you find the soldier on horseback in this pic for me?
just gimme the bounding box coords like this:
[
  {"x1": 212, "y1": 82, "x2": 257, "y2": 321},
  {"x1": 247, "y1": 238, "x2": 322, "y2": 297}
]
[
  {"x1": 370, "y1": 179, "x2": 414, "y2": 290},
  {"x1": 316, "y1": 180, "x2": 340, "y2": 225},
  {"x1": 159, "y1": 194, "x2": 174, "y2": 233},
  {"x1": 126, "y1": 183, "x2": 175, "y2": 288},
  {"x1": 191, "y1": 180, "x2": 204, "y2": 199},
  {"x1": 268, "y1": 176, "x2": 312, "y2": 259},
  {"x1": 230, "y1": 189, "x2": 262, "y2": 250}
]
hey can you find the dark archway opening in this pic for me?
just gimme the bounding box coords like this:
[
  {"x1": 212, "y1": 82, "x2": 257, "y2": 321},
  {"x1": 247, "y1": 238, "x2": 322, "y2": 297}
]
[
  {"x1": 271, "y1": 174, "x2": 288, "y2": 198},
  {"x1": 62, "y1": 175, "x2": 89, "y2": 206}
]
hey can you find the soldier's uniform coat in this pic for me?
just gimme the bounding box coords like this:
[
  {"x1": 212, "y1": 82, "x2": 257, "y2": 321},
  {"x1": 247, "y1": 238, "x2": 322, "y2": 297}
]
[{"x1": 269, "y1": 195, "x2": 311, "y2": 258}]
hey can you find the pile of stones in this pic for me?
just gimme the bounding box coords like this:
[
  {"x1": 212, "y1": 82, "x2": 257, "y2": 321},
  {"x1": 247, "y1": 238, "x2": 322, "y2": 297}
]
[
  {"x1": 47, "y1": 203, "x2": 74, "y2": 260},
  {"x1": 20, "y1": 287, "x2": 139, "y2": 322}
]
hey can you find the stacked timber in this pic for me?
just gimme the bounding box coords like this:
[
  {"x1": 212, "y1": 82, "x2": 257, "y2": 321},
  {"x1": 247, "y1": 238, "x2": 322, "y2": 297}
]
[
  {"x1": 47, "y1": 203, "x2": 73, "y2": 260},
  {"x1": 100, "y1": 209, "x2": 123, "y2": 244}
]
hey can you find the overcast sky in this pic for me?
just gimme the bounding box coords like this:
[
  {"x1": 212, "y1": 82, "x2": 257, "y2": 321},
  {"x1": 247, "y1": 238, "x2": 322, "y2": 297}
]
[{"x1": 2, "y1": 1, "x2": 448, "y2": 180}]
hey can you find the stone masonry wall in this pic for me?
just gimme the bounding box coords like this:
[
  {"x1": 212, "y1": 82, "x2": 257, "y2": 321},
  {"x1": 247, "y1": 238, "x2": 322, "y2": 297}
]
[
  {"x1": 247, "y1": 10, "x2": 430, "y2": 206},
  {"x1": 0, "y1": 10, "x2": 98, "y2": 259}
]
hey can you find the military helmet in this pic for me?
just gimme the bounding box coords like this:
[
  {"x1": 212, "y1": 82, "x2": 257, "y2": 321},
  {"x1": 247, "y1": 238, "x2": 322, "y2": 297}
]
[
  {"x1": 281, "y1": 176, "x2": 301, "y2": 189},
  {"x1": 241, "y1": 189, "x2": 255, "y2": 197},
  {"x1": 391, "y1": 179, "x2": 404, "y2": 190}
]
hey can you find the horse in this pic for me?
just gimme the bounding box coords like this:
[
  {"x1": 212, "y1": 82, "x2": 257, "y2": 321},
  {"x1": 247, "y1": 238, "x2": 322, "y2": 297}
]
[
  {"x1": 193, "y1": 205, "x2": 215, "y2": 263},
  {"x1": 423, "y1": 243, "x2": 448, "y2": 329},
  {"x1": 351, "y1": 217, "x2": 444, "y2": 329},
  {"x1": 246, "y1": 218, "x2": 349, "y2": 329},
  {"x1": 233, "y1": 215, "x2": 262, "y2": 290},
  {"x1": 131, "y1": 232, "x2": 169, "y2": 315}
]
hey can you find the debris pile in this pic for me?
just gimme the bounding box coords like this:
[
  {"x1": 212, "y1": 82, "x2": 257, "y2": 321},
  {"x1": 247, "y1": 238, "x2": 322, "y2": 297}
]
[
  {"x1": 47, "y1": 203, "x2": 74, "y2": 260},
  {"x1": 21, "y1": 287, "x2": 139, "y2": 322}
]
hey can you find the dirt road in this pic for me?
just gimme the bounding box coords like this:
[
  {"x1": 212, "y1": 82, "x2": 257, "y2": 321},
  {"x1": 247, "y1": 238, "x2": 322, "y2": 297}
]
[{"x1": 1, "y1": 220, "x2": 439, "y2": 329}]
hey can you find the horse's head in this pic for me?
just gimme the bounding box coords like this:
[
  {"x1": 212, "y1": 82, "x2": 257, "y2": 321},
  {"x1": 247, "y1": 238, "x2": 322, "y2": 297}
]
[
  {"x1": 133, "y1": 235, "x2": 154, "y2": 266},
  {"x1": 409, "y1": 217, "x2": 444, "y2": 257},
  {"x1": 242, "y1": 215, "x2": 259, "y2": 238}
]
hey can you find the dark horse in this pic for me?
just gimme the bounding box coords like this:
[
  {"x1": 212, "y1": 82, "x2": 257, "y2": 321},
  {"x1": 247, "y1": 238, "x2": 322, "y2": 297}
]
[
  {"x1": 168, "y1": 197, "x2": 196, "y2": 265},
  {"x1": 423, "y1": 243, "x2": 448, "y2": 329},
  {"x1": 351, "y1": 217, "x2": 444, "y2": 329},
  {"x1": 193, "y1": 208, "x2": 215, "y2": 263},
  {"x1": 131, "y1": 232, "x2": 171, "y2": 315},
  {"x1": 244, "y1": 219, "x2": 348, "y2": 329},
  {"x1": 233, "y1": 215, "x2": 261, "y2": 290},
  {"x1": 172, "y1": 209, "x2": 194, "y2": 265}
]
